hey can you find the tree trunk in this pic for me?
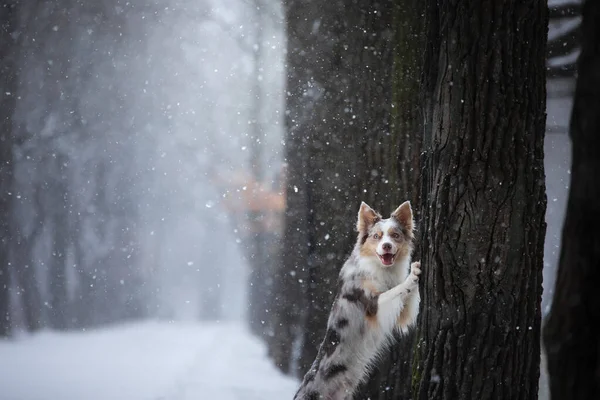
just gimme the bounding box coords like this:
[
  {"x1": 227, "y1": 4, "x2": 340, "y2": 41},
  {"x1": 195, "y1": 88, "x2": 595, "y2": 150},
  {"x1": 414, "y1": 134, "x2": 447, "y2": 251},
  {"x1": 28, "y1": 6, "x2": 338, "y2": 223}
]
[
  {"x1": 47, "y1": 155, "x2": 70, "y2": 330},
  {"x1": 413, "y1": 1, "x2": 548, "y2": 399},
  {"x1": 48, "y1": 215, "x2": 69, "y2": 330},
  {"x1": 268, "y1": 23, "x2": 310, "y2": 369},
  {"x1": 0, "y1": 0, "x2": 19, "y2": 338},
  {"x1": 543, "y1": 0, "x2": 600, "y2": 398},
  {"x1": 274, "y1": 0, "x2": 413, "y2": 380},
  {"x1": 353, "y1": 0, "x2": 426, "y2": 398},
  {"x1": 246, "y1": 0, "x2": 269, "y2": 336},
  {"x1": 274, "y1": 0, "x2": 387, "y2": 376},
  {"x1": 72, "y1": 233, "x2": 93, "y2": 328},
  {"x1": 12, "y1": 236, "x2": 43, "y2": 332}
]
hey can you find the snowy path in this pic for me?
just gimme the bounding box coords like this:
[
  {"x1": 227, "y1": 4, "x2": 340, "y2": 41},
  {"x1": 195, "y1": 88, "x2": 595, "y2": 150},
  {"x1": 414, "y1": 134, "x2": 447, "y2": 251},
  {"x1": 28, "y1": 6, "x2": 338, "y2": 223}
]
[{"x1": 0, "y1": 321, "x2": 298, "y2": 400}]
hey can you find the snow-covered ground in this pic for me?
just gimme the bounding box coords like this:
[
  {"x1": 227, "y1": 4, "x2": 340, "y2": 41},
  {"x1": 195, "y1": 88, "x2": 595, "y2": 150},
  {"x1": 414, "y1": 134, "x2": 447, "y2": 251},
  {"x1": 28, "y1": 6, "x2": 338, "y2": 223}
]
[{"x1": 0, "y1": 321, "x2": 298, "y2": 400}]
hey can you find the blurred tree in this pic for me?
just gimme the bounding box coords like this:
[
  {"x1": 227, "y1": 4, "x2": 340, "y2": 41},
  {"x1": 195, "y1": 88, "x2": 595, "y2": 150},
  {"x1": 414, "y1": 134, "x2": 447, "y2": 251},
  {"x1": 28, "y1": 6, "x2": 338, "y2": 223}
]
[
  {"x1": 412, "y1": 1, "x2": 548, "y2": 399},
  {"x1": 9, "y1": 0, "x2": 87, "y2": 330},
  {"x1": 10, "y1": 207, "x2": 43, "y2": 332},
  {"x1": 0, "y1": 0, "x2": 20, "y2": 337},
  {"x1": 272, "y1": 2, "x2": 426, "y2": 392},
  {"x1": 353, "y1": 1, "x2": 427, "y2": 398},
  {"x1": 246, "y1": 0, "x2": 271, "y2": 338},
  {"x1": 543, "y1": 0, "x2": 600, "y2": 398},
  {"x1": 271, "y1": 0, "x2": 397, "y2": 376},
  {"x1": 7, "y1": 0, "x2": 47, "y2": 332}
]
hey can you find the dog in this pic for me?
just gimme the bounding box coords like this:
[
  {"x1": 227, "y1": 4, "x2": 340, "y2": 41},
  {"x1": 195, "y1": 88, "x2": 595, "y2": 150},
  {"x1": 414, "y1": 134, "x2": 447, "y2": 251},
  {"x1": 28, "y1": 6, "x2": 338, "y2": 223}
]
[{"x1": 294, "y1": 201, "x2": 421, "y2": 400}]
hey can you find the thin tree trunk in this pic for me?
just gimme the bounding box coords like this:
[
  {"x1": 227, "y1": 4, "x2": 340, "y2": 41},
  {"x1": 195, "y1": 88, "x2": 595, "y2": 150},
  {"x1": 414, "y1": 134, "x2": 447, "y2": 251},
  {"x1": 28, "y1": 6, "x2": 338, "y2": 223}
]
[
  {"x1": 247, "y1": 0, "x2": 269, "y2": 336},
  {"x1": 12, "y1": 235, "x2": 43, "y2": 332},
  {"x1": 413, "y1": 1, "x2": 548, "y2": 399},
  {"x1": 543, "y1": 0, "x2": 600, "y2": 398},
  {"x1": 73, "y1": 239, "x2": 96, "y2": 328},
  {"x1": 47, "y1": 157, "x2": 69, "y2": 330},
  {"x1": 48, "y1": 216, "x2": 69, "y2": 329},
  {"x1": 0, "y1": 0, "x2": 20, "y2": 337},
  {"x1": 269, "y1": 66, "x2": 308, "y2": 372}
]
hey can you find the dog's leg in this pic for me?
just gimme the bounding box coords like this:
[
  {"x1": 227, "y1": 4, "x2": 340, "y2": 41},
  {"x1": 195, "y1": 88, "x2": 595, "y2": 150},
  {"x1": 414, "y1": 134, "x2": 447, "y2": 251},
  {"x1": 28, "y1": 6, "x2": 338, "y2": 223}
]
[
  {"x1": 376, "y1": 262, "x2": 421, "y2": 333},
  {"x1": 397, "y1": 262, "x2": 421, "y2": 332}
]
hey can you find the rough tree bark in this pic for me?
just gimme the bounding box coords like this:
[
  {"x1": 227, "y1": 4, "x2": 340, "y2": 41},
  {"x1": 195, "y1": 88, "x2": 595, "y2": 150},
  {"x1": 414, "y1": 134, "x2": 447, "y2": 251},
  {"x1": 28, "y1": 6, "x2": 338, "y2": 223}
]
[
  {"x1": 413, "y1": 1, "x2": 548, "y2": 399},
  {"x1": 0, "y1": 0, "x2": 19, "y2": 337},
  {"x1": 543, "y1": 0, "x2": 600, "y2": 398}
]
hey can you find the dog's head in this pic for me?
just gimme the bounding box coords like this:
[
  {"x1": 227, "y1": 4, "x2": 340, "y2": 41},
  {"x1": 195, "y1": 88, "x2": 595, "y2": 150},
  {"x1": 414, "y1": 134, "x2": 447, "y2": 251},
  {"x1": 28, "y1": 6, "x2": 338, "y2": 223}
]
[{"x1": 356, "y1": 201, "x2": 414, "y2": 267}]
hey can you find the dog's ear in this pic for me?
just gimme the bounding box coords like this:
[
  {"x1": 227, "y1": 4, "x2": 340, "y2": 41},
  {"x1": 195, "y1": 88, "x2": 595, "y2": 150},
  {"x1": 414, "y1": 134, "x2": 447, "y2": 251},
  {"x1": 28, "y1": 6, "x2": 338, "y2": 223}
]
[
  {"x1": 357, "y1": 202, "x2": 381, "y2": 233},
  {"x1": 391, "y1": 201, "x2": 414, "y2": 233}
]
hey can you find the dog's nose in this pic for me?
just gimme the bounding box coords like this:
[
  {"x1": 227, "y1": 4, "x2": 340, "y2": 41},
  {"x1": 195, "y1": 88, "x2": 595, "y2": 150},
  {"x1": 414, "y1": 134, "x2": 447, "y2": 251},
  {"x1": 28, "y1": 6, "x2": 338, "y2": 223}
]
[{"x1": 382, "y1": 242, "x2": 392, "y2": 252}]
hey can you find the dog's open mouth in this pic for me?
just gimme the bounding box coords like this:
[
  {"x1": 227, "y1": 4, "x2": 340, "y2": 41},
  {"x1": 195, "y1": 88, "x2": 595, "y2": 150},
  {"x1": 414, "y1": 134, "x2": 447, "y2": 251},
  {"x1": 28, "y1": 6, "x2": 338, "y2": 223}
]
[{"x1": 378, "y1": 252, "x2": 396, "y2": 266}]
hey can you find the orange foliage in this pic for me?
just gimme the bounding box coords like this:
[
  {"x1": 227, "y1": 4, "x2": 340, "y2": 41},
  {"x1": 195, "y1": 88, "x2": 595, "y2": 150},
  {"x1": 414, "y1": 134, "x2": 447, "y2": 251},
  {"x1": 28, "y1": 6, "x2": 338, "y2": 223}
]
[{"x1": 215, "y1": 170, "x2": 286, "y2": 214}]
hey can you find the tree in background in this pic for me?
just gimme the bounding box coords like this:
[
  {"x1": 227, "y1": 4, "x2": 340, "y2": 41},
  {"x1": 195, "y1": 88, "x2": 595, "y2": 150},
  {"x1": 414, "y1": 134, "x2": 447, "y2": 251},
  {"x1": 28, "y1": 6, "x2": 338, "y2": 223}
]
[
  {"x1": 543, "y1": 0, "x2": 600, "y2": 398},
  {"x1": 270, "y1": 0, "x2": 397, "y2": 375},
  {"x1": 271, "y1": 4, "x2": 427, "y2": 396},
  {"x1": 355, "y1": 1, "x2": 427, "y2": 398},
  {"x1": 243, "y1": 0, "x2": 281, "y2": 338},
  {"x1": 0, "y1": 0, "x2": 20, "y2": 337},
  {"x1": 412, "y1": 1, "x2": 547, "y2": 399},
  {"x1": 11, "y1": 0, "x2": 84, "y2": 331}
]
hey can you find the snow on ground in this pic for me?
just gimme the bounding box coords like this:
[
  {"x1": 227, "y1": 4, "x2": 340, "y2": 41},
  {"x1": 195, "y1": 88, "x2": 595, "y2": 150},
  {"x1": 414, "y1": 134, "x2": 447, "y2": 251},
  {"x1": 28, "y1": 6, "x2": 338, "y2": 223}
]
[{"x1": 0, "y1": 321, "x2": 298, "y2": 400}]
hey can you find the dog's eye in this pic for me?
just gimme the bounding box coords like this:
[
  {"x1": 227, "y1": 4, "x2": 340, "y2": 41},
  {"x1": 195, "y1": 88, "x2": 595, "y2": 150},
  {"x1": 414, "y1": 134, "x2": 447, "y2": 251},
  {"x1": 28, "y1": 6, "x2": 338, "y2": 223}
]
[
  {"x1": 373, "y1": 233, "x2": 380, "y2": 240},
  {"x1": 391, "y1": 233, "x2": 400, "y2": 239}
]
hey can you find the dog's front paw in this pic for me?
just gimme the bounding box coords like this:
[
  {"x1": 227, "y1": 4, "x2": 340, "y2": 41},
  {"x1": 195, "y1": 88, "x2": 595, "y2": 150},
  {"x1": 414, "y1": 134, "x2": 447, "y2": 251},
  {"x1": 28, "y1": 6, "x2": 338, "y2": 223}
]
[{"x1": 410, "y1": 261, "x2": 421, "y2": 283}]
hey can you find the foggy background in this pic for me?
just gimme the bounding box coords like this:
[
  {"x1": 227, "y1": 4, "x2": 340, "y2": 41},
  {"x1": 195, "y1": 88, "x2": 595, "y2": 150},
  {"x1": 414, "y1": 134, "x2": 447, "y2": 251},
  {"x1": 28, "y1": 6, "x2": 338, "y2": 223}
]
[{"x1": 5, "y1": 0, "x2": 284, "y2": 329}]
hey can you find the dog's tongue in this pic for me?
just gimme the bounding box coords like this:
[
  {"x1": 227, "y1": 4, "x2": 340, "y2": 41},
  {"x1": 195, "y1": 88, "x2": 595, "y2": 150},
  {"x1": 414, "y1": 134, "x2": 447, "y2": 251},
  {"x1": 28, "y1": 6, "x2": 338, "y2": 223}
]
[{"x1": 381, "y1": 253, "x2": 394, "y2": 265}]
